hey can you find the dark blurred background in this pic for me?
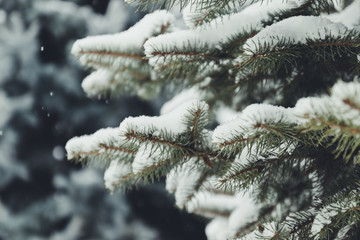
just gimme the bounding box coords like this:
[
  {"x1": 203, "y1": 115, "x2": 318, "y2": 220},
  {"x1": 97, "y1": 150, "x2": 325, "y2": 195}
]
[{"x1": 0, "y1": 0, "x2": 207, "y2": 239}]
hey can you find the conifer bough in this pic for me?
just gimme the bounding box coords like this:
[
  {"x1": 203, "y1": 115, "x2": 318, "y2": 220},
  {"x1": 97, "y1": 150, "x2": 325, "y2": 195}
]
[{"x1": 66, "y1": 0, "x2": 360, "y2": 239}]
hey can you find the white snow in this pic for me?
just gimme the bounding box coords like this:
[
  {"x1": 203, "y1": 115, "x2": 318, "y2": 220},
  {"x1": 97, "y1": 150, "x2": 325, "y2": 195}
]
[
  {"x1": 214, "y1": 105, "x2": 240, "y2": 125},
  {"x1": 227, "y1": 192, "x2": 260, "y2": 237},
  {"x1": 294, "y1": 80, "x2": 360, "y2": 126},
  {"x1": 335, "y1": 224, "x2": 353, "y2": 240},
  {"x1": 213, "y1": 104, "x2": 299, "y2": 144},
  {"x1": 205, "y1": 218, "x2": 229, "y2": 240},
  {"x1": 244, "y1": 16, "x2": 349, "y2": 55},
  {"x1": 324, "y1": 0, "x2": 360, "y2": 28},
  {"x1": 160, "y1": 87, "x2": 206, "y2": 115},
  {"x1": 81, "y1": 69, "x2": 114, "y2": 97},
  {"x1": 71, "y1": 10, "x2": 175, "y2": 72},
  {"x1": 72, "y1": 10, "x2": 174, "y2": 56},
  {"x1": 311, "y1": 206, "x2": 338, "y2": 236},
  {"x1": 166, "y1": 158, "x2": 208, "y2": 208},
  {"x1": 119, "y1": 100, "x2": 208, "y2": 140},
  {"x1": 331, "y1": 80, "x2": 360, "y2": 106},
  {"x1": 144, "y1": 0, "x2": 302, "y2": 59},
  {"x1": 186, "y1": 191, "x2": 239, "y2": 217},
  {"x1": 132, "y1": 144, "x2": 165, "y2": 175},
  {"x1": 65, "y1": 127, "x2": 122, "y2": 160},
  {"x1": 233, "y1": 144, "x2": 258, "y2": 165},
  {"x1": 104, "y1": 160, "x2": 133, "y2": 191},
  {"x1": 294, "y1": 97, "x2": 330, "y2": 119}
]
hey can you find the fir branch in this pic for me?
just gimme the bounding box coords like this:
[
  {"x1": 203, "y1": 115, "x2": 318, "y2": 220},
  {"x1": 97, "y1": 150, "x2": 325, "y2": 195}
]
[
  {"x1": 308, "y1": 117, "x2": 360, "y2": 135},
  {"x1": 289, "y1": 215, "x2": 315, "y2": 236},
  {"x1": 225, "y1": 31, "x2": 258, "y2": 52},
  {"x1": 124, "y1": 130, "x2": 186, "y2": 149},
  {"x1": 129, "y1": 0, "x2": 241, "y2": 12},
  {"x1": 236, "y1": 43, "x2": 301, "y2": 75},
  {"x1": 136, "y1": 158, "x2": 168, "y2": 175},
  {"x1": 150, "y1": 50, "x2": 217, "y2": 60},
  {"x1": 219, "y1": 157, "x2": 279, "y2": 186},
  {"x1": 219, "y1": 135, "x2": 260, "y2": 148},
  {"x1": 188, "y1": 0, "x2": 239, "y2": 27},
  {"x1": 99, "y1": 144, "x2": 137, "y2": 155},
  {"x1": 125, "y1": 129, "x2": 223, "y2": 164},
  {"x1": 190, "y1": 108, "x2": 202, "y2": 141}
]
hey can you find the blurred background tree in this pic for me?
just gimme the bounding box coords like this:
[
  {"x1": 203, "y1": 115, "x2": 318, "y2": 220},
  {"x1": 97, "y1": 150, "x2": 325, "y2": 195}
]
[{"x1": 0, "y1": 0, "x2": 206, "y2": 239}]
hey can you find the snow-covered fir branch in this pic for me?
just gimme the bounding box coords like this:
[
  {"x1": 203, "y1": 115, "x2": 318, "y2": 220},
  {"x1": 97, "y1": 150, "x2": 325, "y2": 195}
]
[{"x1": 67, "y1": 0, "x2": 360, "y2": 239}]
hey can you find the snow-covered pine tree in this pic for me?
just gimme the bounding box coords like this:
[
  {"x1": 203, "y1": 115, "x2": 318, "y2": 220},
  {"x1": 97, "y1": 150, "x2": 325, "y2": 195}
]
[{"x1": 66, "y1": 0, "x2": 360, "y2": 239}]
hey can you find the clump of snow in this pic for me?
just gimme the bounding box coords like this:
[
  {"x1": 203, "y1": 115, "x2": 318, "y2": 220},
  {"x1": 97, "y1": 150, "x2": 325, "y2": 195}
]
[
  {"x1": 71, "y1": 9, "x2": 175, "y2": 76},
  {"x1": 72, "y1": 10, "x2": 175, "y2": 57},
  {"x1": 213, "y1": 104, "x2": 299, "y2": 143},
  {"x1": 166, "y1": 158, "x2": 208, "y2": 208},
  {"x1": 189, "y1": 190, "x2": 261, "y2": 239},
  {"x1": 324, "y1": 0, "x2": 360, "y2": 28},
  {"x1": 65, "y1": 127, "x2": 121, "y2": 160},
  {"x1": 294, "y1": 97, "x2": 331, "y2": 119},
  {"x1": 119, "y1": 100, "x2": 208, "y2": 140},
  {"x1": 335, "y1": 224, "x2": 353, "y2": 240},
  {"x1": 214, "y1": 105, "x2": 240, "y2": 125},
  {"x1": 227, "y1": 192, "x2": 260, "y2": 237},
  {"x1": 104, "y1": 160, "x2": 132, "y2": 191},
  {"x1": 331, "y1": 80, "x2": 360, "y2": 106},
  {"x1": 132, "y1": 144, "x2": 165, "y2": 175},
  {"x1": 232, "y1": 143, "x2": 259, "y2": 165},
  {"x1": 81, "y1": 69, "x2": 114, "y2": 97},
  {"x1": 311, "y1": 205, "x2": 339, "y2": 236},
  {"x1": 160, "y1": 87, "x2": 206, "y2": 115},
  {"x1": 205, "y1": 218, "x2": 229, "y2": 240},
  {"x1": 186, "y1": 191, "x2": 239, "y2": 217},
  {"x1": 244, "y1": 16, "x2": 348, "y2": 55}
]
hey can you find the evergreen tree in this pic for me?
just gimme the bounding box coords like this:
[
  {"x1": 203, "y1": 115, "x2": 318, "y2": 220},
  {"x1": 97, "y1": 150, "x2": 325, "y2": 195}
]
[{"x1": 66, "y1": 0, "x2": 360, "y2": 239}]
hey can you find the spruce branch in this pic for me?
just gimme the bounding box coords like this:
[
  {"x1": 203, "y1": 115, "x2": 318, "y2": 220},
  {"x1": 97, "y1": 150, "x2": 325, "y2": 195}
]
[
  {"x1": 294, "y1": 81, "x2": 360, "y2": 163},
  {"x1": 71, "y1": 10, "x2": 175, "y2": 99}
]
